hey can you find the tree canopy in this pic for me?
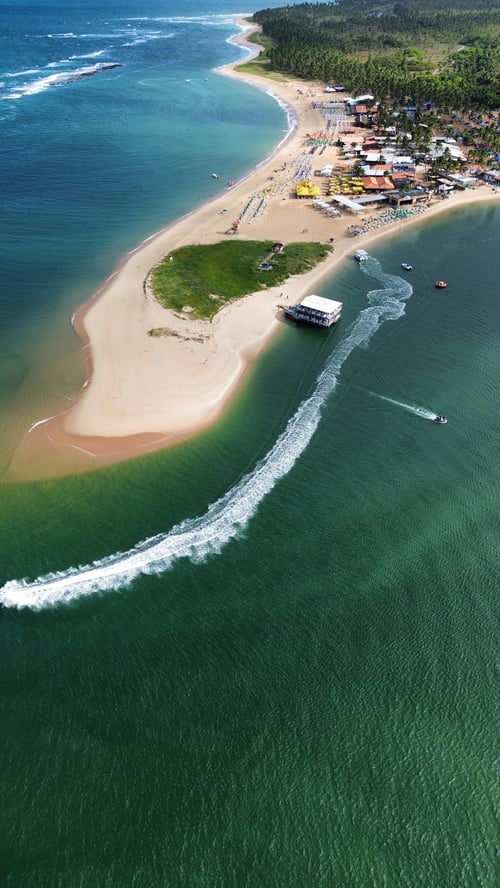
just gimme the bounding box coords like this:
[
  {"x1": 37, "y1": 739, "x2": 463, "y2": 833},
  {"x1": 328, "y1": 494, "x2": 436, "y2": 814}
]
[{"x1": 252, "y1": 1, "x2": 500, "y2": 111}]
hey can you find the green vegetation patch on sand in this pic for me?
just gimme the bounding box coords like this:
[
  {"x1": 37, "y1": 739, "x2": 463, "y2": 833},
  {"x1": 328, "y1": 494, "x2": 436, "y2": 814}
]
[
  {"x1": 150, "y1": 241, "x2": 332, "y2": 320},
  {"x1": 235, "y1": 29, "x2": 288, "y2": 80}
]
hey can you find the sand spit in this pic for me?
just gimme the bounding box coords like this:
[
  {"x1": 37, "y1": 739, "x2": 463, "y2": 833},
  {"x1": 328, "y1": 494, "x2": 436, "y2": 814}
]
[{"x1": 10, "y1": 19, "x2": 499, "y2": 480}]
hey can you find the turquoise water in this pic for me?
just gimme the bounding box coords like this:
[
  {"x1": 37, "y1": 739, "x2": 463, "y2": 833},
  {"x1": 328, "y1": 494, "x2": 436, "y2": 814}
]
[
  {"x1": 0, "y1": 0, "x2": 289, "y2": 460},
  {"x1": 1, "y1": 2, "x2": 498, "y2": 885}
]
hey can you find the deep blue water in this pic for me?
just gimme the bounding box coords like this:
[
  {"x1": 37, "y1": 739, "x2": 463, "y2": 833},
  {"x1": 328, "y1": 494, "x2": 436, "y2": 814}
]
[{"x1": 0, "y1": 3, "x2": 498, "y2": 886}]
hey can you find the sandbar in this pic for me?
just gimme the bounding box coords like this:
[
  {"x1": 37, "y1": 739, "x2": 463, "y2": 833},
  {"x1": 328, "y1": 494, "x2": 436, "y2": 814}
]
[{"x1": 12, "y1": 18, "x2": 500, "y2": 480}]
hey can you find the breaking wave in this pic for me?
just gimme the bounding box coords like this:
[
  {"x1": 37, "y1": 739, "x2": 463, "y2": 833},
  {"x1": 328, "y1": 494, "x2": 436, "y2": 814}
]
[
  {"x1": 129, "y1": 15, "x2": 240, "y2": 27},
  {"x1": 2, "y1": 62, "x2": 121, "y2": 99},
  {"x1": 1, "y1": 14, "x2": 239, "y2": 103},
  {"x1": 1, "y1": 258, "x2": 411, "y2": 610}
]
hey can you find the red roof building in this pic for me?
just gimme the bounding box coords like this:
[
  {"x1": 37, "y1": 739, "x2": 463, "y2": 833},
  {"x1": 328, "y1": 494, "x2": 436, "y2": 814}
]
[
  {"x1": 391, "y1": 172, "x2": 416, "y2": 182},
  {"x1": 362, "y1": 176, "x2": 395, "y2": 191},
  {"x1": 365, "y1": 164, "x2": 392, "y2": 175}
]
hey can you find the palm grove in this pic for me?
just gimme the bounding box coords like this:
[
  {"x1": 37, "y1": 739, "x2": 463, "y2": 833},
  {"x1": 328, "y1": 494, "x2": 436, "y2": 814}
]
[{"x1": 252, "y1": 0, "x2": 500, "y2": 113}]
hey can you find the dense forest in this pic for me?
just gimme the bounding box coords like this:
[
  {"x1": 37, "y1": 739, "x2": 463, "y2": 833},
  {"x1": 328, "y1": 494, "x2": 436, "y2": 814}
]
[{"x1": 252, "y1": 1, "x2": 500, "y2": 111}]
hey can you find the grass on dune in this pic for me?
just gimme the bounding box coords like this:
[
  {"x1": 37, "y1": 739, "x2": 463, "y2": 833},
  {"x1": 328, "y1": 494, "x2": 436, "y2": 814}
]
[{"x1": 149, "y1": 240, "x2": 332, "y2": 320}]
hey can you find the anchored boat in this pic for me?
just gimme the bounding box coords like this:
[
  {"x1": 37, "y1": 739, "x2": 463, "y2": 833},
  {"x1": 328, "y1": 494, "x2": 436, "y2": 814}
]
[{"x1": 285, "y1": 294, "x2": 342, "y2": 328}]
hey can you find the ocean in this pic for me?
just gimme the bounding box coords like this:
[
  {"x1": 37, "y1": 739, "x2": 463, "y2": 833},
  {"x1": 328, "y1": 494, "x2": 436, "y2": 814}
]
[{"x1": 1, "y1": 2, "x2": 498, "y2": 885}]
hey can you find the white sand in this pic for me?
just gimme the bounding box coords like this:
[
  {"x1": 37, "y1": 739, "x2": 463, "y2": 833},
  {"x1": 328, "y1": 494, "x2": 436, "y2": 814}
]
[{"x1": 14, "y1": 20, "x2": 500, "y2": 478}]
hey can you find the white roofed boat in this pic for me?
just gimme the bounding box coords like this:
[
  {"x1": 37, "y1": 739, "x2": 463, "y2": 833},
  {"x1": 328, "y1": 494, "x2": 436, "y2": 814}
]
[{"x1": 285, "y1": 294, "x2": 342, "y2": 328}]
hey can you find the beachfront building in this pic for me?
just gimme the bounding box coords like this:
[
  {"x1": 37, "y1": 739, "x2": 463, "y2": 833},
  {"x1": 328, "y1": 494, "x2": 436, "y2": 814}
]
[
  {"x1": 391, "y1": 172, "x2": 417, "y2": 187},
  {"x1": 362, "y1": 176, "x2": 395, "y2": 192},
  {"x1": 386, "y1": 187, "x2": 431, "y2": 207},
  {"x1": 442, "y1": 173, "x2": 477, "y2": 189},
  {"x1": 433, "y1": 178, "x2": 456, "y2": 194},
  {"x1": 482, "y1": 170, "x2": 500, "y2": 187},
  {"x1": 360, "y1": 163, "x2": 392, "y2": 177},
  {"x1": 331, "y1": 195, "x2": 363, "y2": 214},
  {"x1": 391, "y1": 156, "x2": 416, "y2": 174},
  {"x1": 353, "y1": 193, "x2": 390, "y2": 209}
]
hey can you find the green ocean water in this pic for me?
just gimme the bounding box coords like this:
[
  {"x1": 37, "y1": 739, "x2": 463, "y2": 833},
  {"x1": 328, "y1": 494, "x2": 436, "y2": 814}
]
[{"x1": 1, "y1": 202, "x2": 498, "y2": 886}]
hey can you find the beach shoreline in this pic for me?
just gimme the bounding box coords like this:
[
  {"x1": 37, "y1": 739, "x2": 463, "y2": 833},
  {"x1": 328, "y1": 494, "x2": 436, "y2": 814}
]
[{"x1": 8, "y1": 18, "x2": 499, "y2": 481}]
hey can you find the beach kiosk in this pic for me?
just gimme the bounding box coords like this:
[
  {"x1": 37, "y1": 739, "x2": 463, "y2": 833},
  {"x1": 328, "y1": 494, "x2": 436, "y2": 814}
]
[{"x1": 285, "y1": 294, "x2": 342, "y2": 328}]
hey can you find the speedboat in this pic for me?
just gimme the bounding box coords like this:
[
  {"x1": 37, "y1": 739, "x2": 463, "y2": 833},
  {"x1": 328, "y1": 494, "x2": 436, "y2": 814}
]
[
  {"x1": 401, "y1": 262, "x2": 412, "y2": 271},
  {"x1": 354, "y1": 249, "x2": 369, "y2": 261},
  {"x1": 435, "y1": 280, "x2": 447, "y2": 288},
  {"x1": 433, "y1": 414, "x2": 447, "y2": 424}
]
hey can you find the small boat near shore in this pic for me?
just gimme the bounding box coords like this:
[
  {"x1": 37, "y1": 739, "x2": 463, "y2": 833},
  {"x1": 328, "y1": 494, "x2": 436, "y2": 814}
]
[
  {"x1": 354, "y1": 249, "x2": 369, "y2": 262},
  {"x1": 435, "y1": 280, "x2": 447, "y2": 289},
  {"x1": 401, "y1": 262, "x2": 413, "y2": 271}
]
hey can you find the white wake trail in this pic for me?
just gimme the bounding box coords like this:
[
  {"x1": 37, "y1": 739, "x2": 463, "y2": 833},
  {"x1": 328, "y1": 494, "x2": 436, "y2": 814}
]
[
  {"x1": 370, "y1": 393, "x2": 437, "y2": 420},
  {"x1": 1, "y1": 258, "x2": 411, "y2": 610}
]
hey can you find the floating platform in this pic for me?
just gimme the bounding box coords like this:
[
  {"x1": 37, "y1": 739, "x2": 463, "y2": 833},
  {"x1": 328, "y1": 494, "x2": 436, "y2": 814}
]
[{"x1": 285, "y1": 294, "x2": 342, "y2": 328}]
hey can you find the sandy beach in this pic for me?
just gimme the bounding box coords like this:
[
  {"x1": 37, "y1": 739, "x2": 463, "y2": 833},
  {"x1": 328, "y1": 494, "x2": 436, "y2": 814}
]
[{"x1": 13, "y1": 19, "x2": 499, "y2": 479}]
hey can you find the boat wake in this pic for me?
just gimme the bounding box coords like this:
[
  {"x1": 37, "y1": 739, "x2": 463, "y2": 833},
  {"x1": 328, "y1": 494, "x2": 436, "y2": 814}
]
[
  {"x1": 370, "y1": 393, "x2": 438, "y2": 420},
  {"x1": 1, "y1": 258, "x2": 412, "y2": 610}
]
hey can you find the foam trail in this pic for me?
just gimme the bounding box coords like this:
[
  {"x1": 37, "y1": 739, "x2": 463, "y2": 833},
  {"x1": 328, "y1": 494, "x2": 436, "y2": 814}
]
[
  {"x1": 1, "y1": 258, "x2": 411, "y2": 610},
  {"x1": 370, "y1": 393, "x2": 437, "y2": 420}
]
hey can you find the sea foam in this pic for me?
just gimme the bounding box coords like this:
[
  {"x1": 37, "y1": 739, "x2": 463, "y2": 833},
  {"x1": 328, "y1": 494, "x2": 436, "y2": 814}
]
[{"x1": 2, "y1": 62, "x2": 121, "y2": 99}]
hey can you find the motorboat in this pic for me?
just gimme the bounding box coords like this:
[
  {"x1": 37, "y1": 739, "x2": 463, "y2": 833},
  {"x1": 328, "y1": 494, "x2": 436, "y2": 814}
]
[
  {"x1": 435, "y1": 280, "x2": 447, "y2": 288},
  {"x1": 433, "y1": 414, "x2": 448, "y2": 424},
  {"x1": 354, "y1": 249, "x2": 369, "y2": 261},
  {"x1": 401, "y1": 262, "x2": 413, "y2": 271}
]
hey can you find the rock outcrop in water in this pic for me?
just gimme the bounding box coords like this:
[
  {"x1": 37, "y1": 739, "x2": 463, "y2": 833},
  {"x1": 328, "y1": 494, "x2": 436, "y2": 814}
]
[{"x1": 51, "y1": 63, "x2": 122, "y2": 87}]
